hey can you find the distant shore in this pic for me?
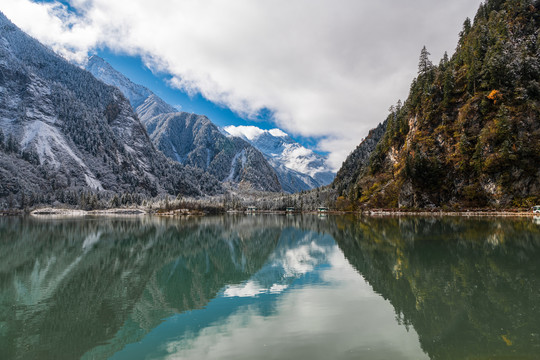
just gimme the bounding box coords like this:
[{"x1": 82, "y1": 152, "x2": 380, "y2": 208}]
[
  {"x1": 359, "y1": 209, "x2": 537, "y2": 217},
  {"x1": 29, "y1": 208, "x2": 147, "y2": 217},
  {"x1": 0, "y1": 207, "x2": 537, "y2": 218}
]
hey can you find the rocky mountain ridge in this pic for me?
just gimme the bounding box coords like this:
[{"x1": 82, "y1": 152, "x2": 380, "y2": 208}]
[{"x1": 86, "y1": 56, "x2": 282, "y2": 192}]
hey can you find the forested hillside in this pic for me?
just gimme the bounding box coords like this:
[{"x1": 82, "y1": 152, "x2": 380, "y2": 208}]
[
  {"x1": 0, "y1": 12, "x2": 222, "y2": 209},
  {"x1": 334, "y1": 0, "x2": 540, "y2": 209}
]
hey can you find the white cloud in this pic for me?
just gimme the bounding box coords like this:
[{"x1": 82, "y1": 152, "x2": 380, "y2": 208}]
[
  {"x1": 223, "y1": 125, "x2": 289, "y2": 141},
  {"x1": 0, "y1": 0, "x2": 483, "y2": 168},
  {"x1": 268, "y1": 129, "x2": 287, "y2": 138},
  {"x1": 223, "y1": 125, "x2": 266, "y2": 141},
  {"x1": 223, "y1": 280, "x2": 264, "y2": 298}
]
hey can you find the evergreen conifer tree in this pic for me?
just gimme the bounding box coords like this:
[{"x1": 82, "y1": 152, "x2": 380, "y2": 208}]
[{"x1": 418, "y1": 46, "x2": 433, "y2": 74}]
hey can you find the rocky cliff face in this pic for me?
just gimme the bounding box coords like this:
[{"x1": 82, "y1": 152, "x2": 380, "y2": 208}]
[
  {"x1": 333, "y1": 121, "x2": 386, "y2": 198},
  {"x1": 0, "y1": 12, "x2": 221, "y2": 207},
  {"x1": 86, "y1": 56, "x2": 281, "y2": 192},
  {"x1": 335, "y1": 0, "x2": 540, "y2": 209}
]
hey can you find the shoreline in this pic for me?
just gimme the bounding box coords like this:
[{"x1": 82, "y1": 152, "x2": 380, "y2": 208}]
[
  {"x1": 360, "y1": 210, "x2": 537, "y2": 217},
  {"x1": 28, "y1": 208, "x2": 148, "y2": 217},
  {"x1": 0, "y1": 207, "x2": 536, "y2": 218}
]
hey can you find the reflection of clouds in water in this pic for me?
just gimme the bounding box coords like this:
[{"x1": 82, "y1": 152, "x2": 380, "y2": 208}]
[
  {"x1": 164, "y1": 245, "x2": 427, "y2": 360},
  {"x1": 269, "y1": 284, "x2": 288, "y2": 294},
  {"x1": 223, "y1": 239, "x2": 330, "y2": 298},
  {"x1": 223, "y1": 281, "x2": 264, "y2": 298},
  {"x1": 223, "y1": 282, "x2": 292, "y2": 298},
  {"x1": 282, "y1": 242, "x2": 325, "y2": 277},
  {"x1": 321, "y1": 248, "x2": 381, "y2": 299},
  {"x1": 223, "y1": 282, "x2": 290, "y2": 298}
]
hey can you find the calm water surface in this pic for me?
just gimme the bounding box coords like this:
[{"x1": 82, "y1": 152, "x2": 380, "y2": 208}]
[{"x1": 1, "y1": 215, "x2": 539, "y2": 359}]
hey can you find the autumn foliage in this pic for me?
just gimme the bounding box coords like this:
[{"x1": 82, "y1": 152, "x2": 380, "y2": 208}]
[{"x1": 487, "y1": 90, "x2": 503, "y2": 103}]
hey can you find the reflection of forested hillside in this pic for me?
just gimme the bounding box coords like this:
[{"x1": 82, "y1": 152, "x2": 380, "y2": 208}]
[
  {"x1": 4, "y1": 215, "x2": 536, "y2": 360},
  {"x1": 0, "y1": 216, "x2": 281, "y2": 360},
  {"x1": 333, "y1": 216, "x2": 540, "y2": 359},
  {"x1": 100, "y1": 222, "x2": 339, "y2": 360}
]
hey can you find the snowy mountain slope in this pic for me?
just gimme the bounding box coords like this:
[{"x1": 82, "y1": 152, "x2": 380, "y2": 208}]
[
  {"x1": 0, "y1": 12, "x2": 221, "y2": 204},
  {"x1": 86, "y1": 56, "x2": 177, "y2": 120},
  {"x1": 136, "y1": 93, "x2": 177, "y2": 122},
  {"x1": 144, "y1": 113, "x2": 281, "y2": 191},
  {"x1": 224, "y1": 126, "x2": 336, "y2": 192},
  {"x1": 86, "y1": 56, "x2": 281, "y2": 192}
]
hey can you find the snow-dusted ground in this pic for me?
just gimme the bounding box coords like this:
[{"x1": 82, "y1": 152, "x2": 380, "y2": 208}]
[
  {"x1": 226, "y1": 150, "x2": 246, "y2": 182},
  {"x1": 31, "y1": 208, "x2": 147, "y2": 216},
  {"x1": 0, "y1": 12, "x2": 222, "y2": 205}
]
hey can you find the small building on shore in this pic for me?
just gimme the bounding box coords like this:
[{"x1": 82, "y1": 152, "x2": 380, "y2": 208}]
[
  {"x1": 246, "y1": 206, "x2": 257, "y2": 213},
  {"x1": 317, "y1": 207, "x2": 329, "y2": 213},
  {"x1": 286, "y1": 207, "x2": 295, "y2": 213}
]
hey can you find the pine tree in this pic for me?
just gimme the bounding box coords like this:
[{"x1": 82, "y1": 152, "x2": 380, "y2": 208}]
[
  {"x1": 458, "y1": 17, "x2": 472, "y2": 47},
  {"x1": 6, "y1": 134, "x2": 19, "y2": 154},
  {"x1": 418, "y1": 46, "x2": 433, "y2": 74},
  {"x1": 396, "y1": 99, "x2": 402, "y2": 112},
  {"x1": 463, "y1": 17, "x2": 472, "y2": 35},
  {"x1": 439, "y1": 51, "x2": 449, "y2": 69},
  {"x1": 442, "y1": 67, "x2": 454, "y2": 107}
]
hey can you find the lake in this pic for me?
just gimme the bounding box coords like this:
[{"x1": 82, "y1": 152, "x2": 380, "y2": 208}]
[{"x1": 1, "y1": 215, "x2": 539, "y2": 359}]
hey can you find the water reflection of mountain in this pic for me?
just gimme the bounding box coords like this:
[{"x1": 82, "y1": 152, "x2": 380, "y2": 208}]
[
  {"x1": 4, "y1": 215, "x2": 538, "y2": 360},
  {"x1": 0, "y1": 216, "x2": 284, "y2": 360},
  {"x1": 332, "y1": 216, "x2": 540, "y2": 360},
  {"x1": 97, "y1": 217, "x2": 337, "y2": 360},
  {"x1": 0, "y1": 215, "x2": 337, "y2": 360}
]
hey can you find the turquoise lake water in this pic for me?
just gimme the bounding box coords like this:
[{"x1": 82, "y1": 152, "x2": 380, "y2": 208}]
[{"x1": 1, "y1": 215, "x2": 539, "y2": 359}]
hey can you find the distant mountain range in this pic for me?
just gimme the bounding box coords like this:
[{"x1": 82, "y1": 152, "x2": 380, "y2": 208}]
[
  {"x1": 0, "y1": 12, "x2": 221, "y2": 207},
  {"x1": 224, "y1": 126, "x2": 335, "y2": 192},
  {"x1": 86, "y1": 55, "x2": 280, "y2": 192},
  {"x1": 86, "y1": 56, "x2": 335, "y2": 193},
  {"x1": 0, "y1": 4, "x2": 337, "y2": 209},
  {"x1": 7, "y1": 0, "x2": 535, "y2": 210}
]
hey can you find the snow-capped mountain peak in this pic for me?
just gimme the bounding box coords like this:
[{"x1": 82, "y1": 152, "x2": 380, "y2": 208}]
[
  {"x1": 0, "y1": 13, "x2": 222, "y2": 199},
  {"x1": 86, "y1": 55, "x2": 333, "y2": 194},
  {"x1": 268, "y1": 128, "x2": 288, "y2": 138},
  {"x1": 86, "y1": 56, "x2": 153, "y2": 110},
  {"x1": 224, "y1": 125, "x2": 335, "y2": 192},
  {"x1": 86, "y1": 57, "x2": 281, "y2": 192}
]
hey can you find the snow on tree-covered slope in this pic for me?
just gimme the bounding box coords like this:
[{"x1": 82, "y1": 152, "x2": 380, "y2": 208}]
[
  {"x1": 0, "y1": 12, "x2": 221, "y2": 204},
  {"x1": 86, "y1": 56, "x2": 177, "y2": 120},
  {"x1": 143, "y1": 112, "x2": 281, "y2": 192},
  {"x1": 224, "y1": 126, "x2": 336, "y2": 192},
  {"x1": 86, "y1": 56, "x2": 282, "y2": 192}
]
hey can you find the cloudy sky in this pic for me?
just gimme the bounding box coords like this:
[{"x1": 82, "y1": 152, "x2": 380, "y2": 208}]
[{"x1": 0, "y1": 0, "x2": 483, "y2": 169}]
